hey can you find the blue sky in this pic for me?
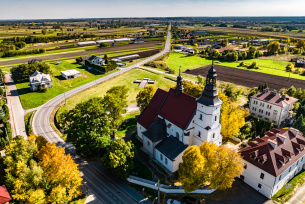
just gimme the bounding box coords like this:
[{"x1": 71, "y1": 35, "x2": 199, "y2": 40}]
[{"x1": 0, "y1": 0, "x2": 304, "y2": 20}]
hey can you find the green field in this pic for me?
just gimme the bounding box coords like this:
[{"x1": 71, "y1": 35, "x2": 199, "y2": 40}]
[
  {"x1": 166, "y1": 52, "x2": 305, "y2": 80},
  {"x1": 57, "y1": 68, "x2": 176, "y2": 115},
  {"x1": 16, "y1": 60, "x2": 114, "y2": 109}
]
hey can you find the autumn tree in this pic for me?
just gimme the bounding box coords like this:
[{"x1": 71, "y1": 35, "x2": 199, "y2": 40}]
[
  {"x1": 178, "y1": 146, "x2": 206, "y2": 192},
  {"x1": 59, "y1": 97, "x2": 111, "y2": 156},
  {"x1": 267, "y1": 41, "x2": 280, "y2": 55},
  {"x1": 103, "y1": 86, "x2": 129, "y2": 137},
  {"x1": 179, "y1": 142, "x2": 244, "y2": 193},
  {"x1": 37, "y1": 142, "x2": 83, "y2": 202},
  {"x1": 182, "y1": 80, "x2": 204, "y2": 98},
  {"x1": 136, "y1": 86, "x2": 156, "y2": 111},
  {"x1": 101, "y1": 139, "x2": 134, "y2": 179},
  {"x1": 297, "y1": 40, "x2": 305, "y2": 49}
]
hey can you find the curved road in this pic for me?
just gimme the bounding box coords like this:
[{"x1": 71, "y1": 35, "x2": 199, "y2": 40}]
[{"x1": 32, "y1": 27, "x2": 171, "y2": 204}]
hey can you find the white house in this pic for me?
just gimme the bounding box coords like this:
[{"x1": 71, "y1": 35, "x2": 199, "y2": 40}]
[
  {"x1": 88, "y1": 55, "x2": 105, "y2": 66},
  {"x1": 239, "y1": 128, "x2": 305, "y2": 198},
  {"x1": 249, "y1": 89, "x2": 298, "y2": 127},
  {"x1": 137, "y1": 65, "x2": 223, "y2": 173},
  {"x1": 61, "y1": 69, "x2": 81, "y2": 79},
  {"x1": 29, "y1": 70, "x2": 52, "y2": 92}
]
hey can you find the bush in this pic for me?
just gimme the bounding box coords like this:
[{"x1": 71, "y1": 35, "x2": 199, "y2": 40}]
[
  {"x1": 39, "y1": 86, "x2": 48, "y2": 93},
  {"x1": 85, "y1": 60, "x2": 117, "y2": 73},
  {"x1": 287, "y1": 63, "x2": 295, "y2": 72},
  {"x1": 239, "y1": 61, "x2": 245, "y2": 66},
  {"x1": 2, "y1": 105, "x2": 9, "y2": 122},
  {"x1": 249, "y1": 62, "x2": 257, "y2": 68}
]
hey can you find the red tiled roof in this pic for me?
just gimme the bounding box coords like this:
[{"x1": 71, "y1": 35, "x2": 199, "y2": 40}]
[
  {"x1": 251, "y1": 91, "x2": 298, "y2": 107},
  {"x1": 240, "y1": 128, "x2": 305, "y2": 177},
  {"x1": 137, "y1": 89, "x2": 167, "y2": 129},
  {"x1": 0, "y1": 185, "x2": 12, "y2": 204},
  {"x1": 158, "y1": 89, "x2": 197, "y2": 129}
]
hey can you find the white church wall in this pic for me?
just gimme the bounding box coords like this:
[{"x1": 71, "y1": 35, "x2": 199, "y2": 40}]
[
  {"x1": 137, "y1": 123, "x2": 146, "y2": 140},
  {"x1": 172, "y1": 150, "x2": 184, "y2": 172},
  {"x1": 164, "y1": 119, "x2": 184, "y2": 142},
  {"x1": 155, "y1": 149, "x2": 174, "y2": 172}
]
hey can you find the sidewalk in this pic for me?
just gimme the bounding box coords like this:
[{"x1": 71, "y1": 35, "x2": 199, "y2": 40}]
[
  {"x1": 5, "y1": 74, "x2": 27, "y2": 138},
  {"x1": 89, "y1": 161, "x2": 150, "y2": 204},
  {"x1": 285, "y1": 182, "x2": 305, "y2": 204}
]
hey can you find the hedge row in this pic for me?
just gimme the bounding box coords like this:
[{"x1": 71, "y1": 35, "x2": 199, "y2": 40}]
[
  {"x1": 2, "y1": 105, "x2": 9, "y2": 123},
  {"x1": 85, "y1": 60, "x2": 117, "y2": 73},
  {"x1": 1, "y1": 48, "x2": 46, "y2": 58},
  {"x1": 4, "y1": 121, "x2": 12, "y2": 141}
]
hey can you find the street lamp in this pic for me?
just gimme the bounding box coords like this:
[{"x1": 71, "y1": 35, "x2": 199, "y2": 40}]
[{"x1": 154, "y1": 179, "x2": 160, "y2": 204}]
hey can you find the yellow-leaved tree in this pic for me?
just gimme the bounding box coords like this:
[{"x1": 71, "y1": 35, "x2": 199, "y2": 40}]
[
  {"x1": 136, "y1": 85, "x2": 156, "y2": 111},
  {"x1": 179, "y1": 142, "x2": 244, "y2": 193},
  {"x1": 37, "y1": 143, "x2": 83, "y2": 202},
  {"x1": 178, "y1": 146, "x2": 206, "y2": 193}
]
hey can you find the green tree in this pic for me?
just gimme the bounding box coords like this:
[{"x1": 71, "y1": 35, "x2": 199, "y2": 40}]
[
  {"x1": 267, "y1": 41, "x2": 280, "y2": 55},
  {"x1": 104, "y1": 54, "x2": 109, "y2": 64},
  {"x1": 136, "y1": 86, "x2": 156, "y2": 112},
  {"x1": 293, "y1": 114, "x2": 305, "y2": 134},
  {"x1": 222, "y1": 39, "x2": 228, "y2": 47},
  {"x1": 196, "y1": 75, "x2": 205, "y2": 85},
  {"x1": 287, "y1": 86, "x2": 297, "y2": 97},
  {"x1": 103, "y1": 86, "x2": 129, "y2": 137},
  {"x1": 59, "y1": 97, "x2": 111, "y2": 156},
  {"x1": 101, "y1": 139, "x2": 134, "y2": 179}
]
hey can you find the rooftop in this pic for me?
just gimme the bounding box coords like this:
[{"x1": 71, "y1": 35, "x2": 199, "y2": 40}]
[
  {"x1": 155, "y1": 136, "x2": 188, "y2": 161},
  {"x1": 251, "y1": 89, "x2": 298, "y2": 107},
  {"x1": 0, "y1": 185, "x2": 12, "y2": 204}
]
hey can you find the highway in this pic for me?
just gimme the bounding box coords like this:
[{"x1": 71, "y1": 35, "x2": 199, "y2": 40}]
[{"x1": 32, "y1": 26, "x2": 171, "y2": 203}]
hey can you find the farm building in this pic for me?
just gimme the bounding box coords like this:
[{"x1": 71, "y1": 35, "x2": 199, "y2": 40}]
[
  {"x1": 61, "y1": 69, "x2": 81, "y2": 79},
  {"x1": 132, "y1": 38, "x2": 145, "y2": 44},
  {"x1": 173, "y1": 45, "x2": 187, "y2": 50},
  {"x1": 29, "y1": 70, "x2": 52, "y2": 92},
  {"x1": 114, "y1": 38, "x2": 131, "y2": 42},
  {"x1": 240, "y1": 128, "x2": 305, "y2": 198},
  {"x1": 96, "y1": 39, "x2": 114, "y2": 43},
  {"x1": 137, "y1": 66, "x2": 223, "y2": 173},
  {"x1": 116, "y1": 54, "x2": 140, "y2": 61},
  {"x1": 249, "y1": 88, "x2": 298, "y2": 127},
  {"x1": 77, "y1": 41, "x2": 96, "y2": 46}
]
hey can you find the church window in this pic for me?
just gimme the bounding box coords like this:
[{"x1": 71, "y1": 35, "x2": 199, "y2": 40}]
[
  {"x1": 213, "y1": 133, "x2": 215, "y2": 138},
  {"x1": 215, "y1": 116, "x2": 217, "y2": 121},
  {"x1": 160, "y1": 154, "x2": 163, "y2": 161},
  {"x1": 176, "y1": 132, "x2": 179, "y2": 138},
  {"x1": 260, "y1": 173, "x2": 264, "y2": 179},
  {"x1": 165, "y1": 158, "x2": 168, "y2": 165},
  {"x1": 147, "y1": 141, "x2": 150, "y2": 146},
  {"x1": 244, "y1": 164, "x2": 247, "y2": 169},
  {"x1": 198, "y1": 131, "x2": 201, "y2": 137},
  {"x1": 199, "y1": 114, "x2": 203, "y2": 120},
  {"x1": 258, "y1": 183, "x2": 262, "y2": 188}
]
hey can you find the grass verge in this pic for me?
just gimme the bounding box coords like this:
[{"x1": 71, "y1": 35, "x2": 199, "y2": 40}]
[{"x1": 24, "y1": 111, "x2": 34, "y2": 135}]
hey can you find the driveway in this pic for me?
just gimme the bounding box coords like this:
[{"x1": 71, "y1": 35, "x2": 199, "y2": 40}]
[{"x1": 5, "y1": 74, "x2": 26, "y2": 138}]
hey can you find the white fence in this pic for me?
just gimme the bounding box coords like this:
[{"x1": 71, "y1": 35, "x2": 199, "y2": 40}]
[{"x1": 127, "y1": 175, "x2": 215, "y2": 194}]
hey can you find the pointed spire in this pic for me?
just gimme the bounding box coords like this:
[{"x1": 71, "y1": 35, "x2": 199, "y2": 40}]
[
  {"x1": 196, "y1": 61, "x2": 222, "y2": 106},
  {"x1": 175, "y1": 68, "x2": 183, "y2": 97}
]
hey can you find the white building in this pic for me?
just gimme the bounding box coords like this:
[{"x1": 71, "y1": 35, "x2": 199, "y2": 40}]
[
  {"x1": 29, "y1": 70, "x2": 52, "y2": 92},
  {"x1": 249, "y1": 89, "x2": 298, "y2": 127},
  {"x1": 240, "y1": 128, "x2": 305, "y2": 198},
  {"x1": 61, "y1": 69, "x2": 81, "y2": 79},
  {"x1": 137, "y1": 65, "x2": 223, "y2": 173}
]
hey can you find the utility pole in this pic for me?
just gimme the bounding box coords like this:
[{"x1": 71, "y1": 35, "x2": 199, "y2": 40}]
[{"x1": 157, "y1": 179, "x2": 160, "y2": 204}]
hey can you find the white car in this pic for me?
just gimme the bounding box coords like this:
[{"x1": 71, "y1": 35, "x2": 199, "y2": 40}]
[{"x1": 166, "y1": 199, "x2": 181, "y2": 204}]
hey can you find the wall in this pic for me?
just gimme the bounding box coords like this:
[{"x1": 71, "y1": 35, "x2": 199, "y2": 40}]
[
  {"x1": 155, "y1": 149, "x2": 174, "y2": 172},
  {"x1": 163, "y1": 118, "x2": 184, "y2": 143},
  {"x1": 137, "y1": 122, "x2": 146, "y2": 140}
]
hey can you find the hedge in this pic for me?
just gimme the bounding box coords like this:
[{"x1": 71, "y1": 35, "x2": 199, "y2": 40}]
[
  {"x1": 1, "y1": 48, "x2": 45, "y2": 58},
  {"x1": 4, "y1": 121, "x2": 12, "y2": 141},
  {"x1": 85, "y1": 60, "x2": 117, "y2": 73},
  {"x1": 2, "y1": 105, "x2": 9, "y2": 122}
]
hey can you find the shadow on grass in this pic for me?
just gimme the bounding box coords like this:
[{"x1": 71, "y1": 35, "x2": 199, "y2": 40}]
[{"x1": 16, "y1": 87, "x2": 30, "y2": 96}]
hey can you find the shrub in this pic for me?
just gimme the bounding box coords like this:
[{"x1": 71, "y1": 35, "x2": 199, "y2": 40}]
[
  {"x1": 249, "y1": 62, "x2": 257, "y2": 68},
  {"x1": 2, "y1": 105, "x2": 9, "y2": 122},
  {"x1": 287, "y1": 63, "x2": 295, "y2": 72},
  {"x1": 39, "y1": 86, "x2": 48, "y2": 93},
  {"x1": 239, "y1": 61, "x2": 245, "y2": 66}
]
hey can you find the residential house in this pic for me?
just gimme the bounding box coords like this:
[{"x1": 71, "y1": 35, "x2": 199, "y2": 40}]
[
  {"x1": 249, "y1": 89, "x2": 298, "y2": 126},
  {"x1": 29, "y1": 70, "x2": 52, "y2": 92},
  {"x1": 61, "y1": 69, "x2": 81, "y2": 79},
  {"x1": 137, "y1": 64, "x2": 223, "y2": 173},
  {"x1": 88, "y1": 55, "x2": 105, "y2": 66},
  {"x1": 240, "y1": 128, "x2": 305, "y2": 198}
]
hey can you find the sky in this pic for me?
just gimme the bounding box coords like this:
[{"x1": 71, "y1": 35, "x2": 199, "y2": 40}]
[{"x1": 0, "y1": 0, "x2": 305, "y2": 20}]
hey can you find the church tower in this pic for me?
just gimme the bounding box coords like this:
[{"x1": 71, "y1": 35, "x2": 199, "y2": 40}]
[{"x1": 192, "y1": 61, "x2": 223, "y2": 146}]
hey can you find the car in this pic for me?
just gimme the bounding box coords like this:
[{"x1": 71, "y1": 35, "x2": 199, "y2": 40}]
[{"x1": 166, "y1": 199, "x2": 181, "y2": 204}]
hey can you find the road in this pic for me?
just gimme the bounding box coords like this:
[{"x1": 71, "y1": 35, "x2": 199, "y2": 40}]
[{"x1": 32, "y1": 26, "x2": 171, "y2": 203}]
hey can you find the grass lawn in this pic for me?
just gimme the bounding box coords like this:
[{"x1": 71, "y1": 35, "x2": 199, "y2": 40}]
[
  {"x1": 272, "y1": 170, "x2": 305, "y2": 204},
  {"x1": 116, "y1": 112, "x2": 140, "y2": 138},
  {"x1": 57, "y1": 68, "x2": 176, "y2": 115},
  {"x1": 166, "y1": 52, "x2": 305, "y2": 81},
  {"x1": 16, "y1": 60, "x2": 110, "y2": 109}
]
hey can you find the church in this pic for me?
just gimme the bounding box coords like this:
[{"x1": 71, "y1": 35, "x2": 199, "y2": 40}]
[{"x1": 136, "y1": 63, "x2": 223, "y2": 173}]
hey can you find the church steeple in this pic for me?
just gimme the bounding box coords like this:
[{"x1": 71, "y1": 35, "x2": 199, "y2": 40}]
[
  {"x1": 175, "y1": 69, "x2": 183, "y2": 97},
  {"x1": 196, "y1": 60, "x2": 222, "y2": 106}
]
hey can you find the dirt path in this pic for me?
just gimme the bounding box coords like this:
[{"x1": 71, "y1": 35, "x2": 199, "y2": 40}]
[
  {"x1": 186, "y1": 65, "x2": 305, "y2": 90},
  {"x1": 0, "y1": 42, "x2": 162, "y2": 67}
]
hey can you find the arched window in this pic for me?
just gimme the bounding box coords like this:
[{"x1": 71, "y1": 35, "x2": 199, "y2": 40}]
[
  {"x1": 176, "y1": 132, "x2": 179, "y2": 138},
  {"x1": 160, "y1": 154, "x2": 163, "y2": 161},
  {"x1": 215, "y1": 116, "x2": 217, "y2": 121},
  {"x1": 198, "y1": 131, "x2": 201, "y2": 137},
  {"x1": 147, "y1": 141, "x2": 150, "y2": 146},
  {"x1": 199, "y1": 114, "x2": 203, "y2": 120}
]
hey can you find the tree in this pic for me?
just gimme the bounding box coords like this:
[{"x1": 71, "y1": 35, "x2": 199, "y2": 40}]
[
  {"x1": 221, "y1": 101, "x2": 248, "y2": 139},
  {"x1": 293, "y1": 114, "x2": 305, "y2": 134},
  {"x1": 222, "y1": 39, "x2": 228, "y2": 47},
  {"x1": 37, "y1": 142, "x2": 83, "y2": 202},
  {"x1": 101, "y1": 139, "x2": 134, "y2": 179},
  {"x1": 103, "y1": 86, "x2": 129, "y2": 137},
  {"x1": 178, "y1": 146, "x2": 206, "y2": 193},
  {"x1": 297, "y1": 40, "x2": 305, "y2": 49},
  {"x1": 42, "y1": 29, "x2": 47, "y2": 35},
  {"x1": 59, "y1": 97, "x2": 111, "y2": 156},
  {"x1": 267, "y1": 41, "x2": 280, "y2": 55},
  {"x1": 196, "y1": 75, "x2": 205, "y2": 85},
  {"x1": 136, "y1": 86, "x2": 156, "y2": 112},
  {"x1": 287, "y1": 86, "x2": 297, "y2": 97},
  {"x1": 179, "y1": 142, "x2": 243, "y2": 193},
  {"x1": 104, "y1": 54, "x2": 109, "y2": 64}
]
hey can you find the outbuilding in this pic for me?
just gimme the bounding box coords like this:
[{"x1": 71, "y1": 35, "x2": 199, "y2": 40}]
[{"x1": 61, "y1": 69, "x2": 81, "y2": 79}]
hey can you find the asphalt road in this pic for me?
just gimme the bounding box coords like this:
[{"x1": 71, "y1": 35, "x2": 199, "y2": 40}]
[{"x1": 32, "y1": 27, "x2": 171, "y2": 203}]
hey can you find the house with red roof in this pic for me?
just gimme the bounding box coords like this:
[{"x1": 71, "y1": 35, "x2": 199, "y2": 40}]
[
  {"x1": 239, "y1": 128, "x2": 305, "y2": 198},
  {"x1": 250, "y1": 88, "x2": 298, "y2": 127},
  {"x1": 137, "y1": 64, "x2": 223, "y2": 173},
  {"x1": 0, "y1": 185, "x2": 12, "y2": 204}
]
